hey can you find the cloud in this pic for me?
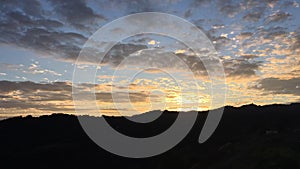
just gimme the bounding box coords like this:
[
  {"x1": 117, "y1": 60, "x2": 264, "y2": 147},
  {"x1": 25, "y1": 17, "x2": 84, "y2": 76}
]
[
  {"x1": 211, "y1": 24, "x2": 225, "y2": 30},
  {"x1": 243, "y1": 11, "x2": 264, "y2": 22},
  {"x1": 240, "y1": 54, "x2": 259, "y2": 59},
  {"x1": 0, "y1": 81, "x2": 72, "y2": 93},
  {"x1": 234, "y1": 26, "x2": 295, "y2": 57},
  {"x1": 0, "y1": 0, "x2": 107, "y2": 62},
  {"x1": 0, "y1": 0, "x2": 43, "y2": 17},
  {"x1": 224, "y1": 59, "x2": 261, "y2": 77},
  {"x1": 0, "y1": 81, "x2": 74, "y2": 114},
  {"x1": 99, "y1": 45, "x2": 262, "y2": 79},
  {"x1": 20, "y1": 28, "x2": 87, "y2": 61},
  {"x1": 97, "y1": 75, "x2": 116, "y2": 79},
  {"x1": 252, "y1": 77, "x2": 300, "y2": 96},
  {"x1": 217, "y1": 0, "x2": 244, "y2": 18},
  {"x1": 292, "y1": 32, "x2": 300, "y2": 50},
  {"x1": 211, "y1": 36, "x2": 232, "y2": 50},
  {"x1": 0, "y1": 80, "x2": 161, "y2": 116},
  {"x1": 95, "y1": 92, "x2": 151, "y2": 103},
  {"x1": 101, "y1": 43, "x2": 148, "y2": 66},
  {"x1": 48, "y1": 0, "x2": 105, "y2": 30},
  {"x1": 184, "y1": 9, "x2": 192, "y2": 18},
  {"x1": 0, "y1": 0, "x2": 298, "y2": 69},
  {"x1": 235, "y1": 32, "x2": 253, "y2": 41},
  {"x1": 24, "y1": 63, "x2": 62, "y2": 76},
  {"x1": 264, "y1": 11, "x2": 291, "y2": 24},
  {"x1": 281, "y1": 1, "x2": 300, "y2": 8},
  {"x1": 265, "y1": 0, "x2": 279, "y2": 8},
  {"x1": 1, "y1": 0, "x2": 300, "y2": 115},
  {"x1": 108, "y1": 48, "x2": 220, "y2": 77}
]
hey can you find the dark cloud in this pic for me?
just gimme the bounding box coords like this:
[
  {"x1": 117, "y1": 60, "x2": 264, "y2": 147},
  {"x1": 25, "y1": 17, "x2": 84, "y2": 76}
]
[
  {"x1": 240, "y1": 26, "x2": 289, "y2": 49},
  {"x1": 0, "y1": 0, "x2": 299, "y2": 85},
  {"x1": 243, "y1": 11, "x2": 264, "y2": 22},
  {"x1": 101, "y1": 43, "x2": 148, "y2": 66},
  {"x1": 94, "y1": 0, "x2": 172, "y2": 15},
  {"x1": 215, "y1": 36, "x2": 232, "y2": 50},
  {"x1": 184, "y1": 9, "x2": 192, "y2": 18},
  {"x1": 0, "y1": 100, "x2": 44, "y2": 109},
  {"x1": 217, "y1": 0, "x2": 244, "y2": 18},
  {"x1": 201, "y1": 25, "x2": 231, "y2": 49},
  {"x1": 292, "y1": 32, "x2": 300, "y2": 50},
  {"x1": 0, "y1": 81, "x2": 72, "y2": 93},
  {"x1": 175, "y1": 53, "x2": 210, "y2": 76},
  {"x1": 264, "y1": 29, "x2": 288, "y2": 40},
  {"x1": 0, "y1": 81, "x2": 73, "y2": 112},
  {"x1": 224, "y1": 59, "x2": 261, "y2": 77},
  {"x1": 0, "y1": 0, "x2": 43, "y2": 17},
  {"x1": 48, "y1": 0, "x2": 105, "y2": 30},
  {"x1": 0, "y1": 0, "x2": 106, "y2": 62},
  {"x1": 236, "y1": 32, "x2": 254, "y2": 40},
  {"x1": 103, "y1": 47, "x2": 220, "y2": 77},
  {"x1": 240, "y1": 54, "x2": 259, "y2": 59},
  {"x1": 98, "y1": 45, "x2": 261, "y2": 78},
  {"x1": 252, "y1": 78, "x2": 300, "y2": 96},
  {"x1": 0, "y1": 80, "x2": 156, "y2": 113},
  {"x1": 0, "y1": 23, "x2": 87, "y2": 61},
  {"x1": 0, "y1": 99, "x2": 76, "y2": 112},
  {"x1": 73, "y1": 42, "x2": 151, "y2": 66},
  {"x1": 264, "y1": 11, "x2": 291, "y2": 24}
]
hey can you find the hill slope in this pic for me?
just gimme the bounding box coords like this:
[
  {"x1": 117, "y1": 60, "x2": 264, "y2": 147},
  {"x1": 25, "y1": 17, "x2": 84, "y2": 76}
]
[{"x1": 1, "y1": 104, "x2": 300, "y2": 169}]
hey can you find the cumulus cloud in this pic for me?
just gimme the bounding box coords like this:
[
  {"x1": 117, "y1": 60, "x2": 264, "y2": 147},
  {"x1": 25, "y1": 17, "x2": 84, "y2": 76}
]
[
  {"x1": 105, "y1": 47, "x2": 225, "y2": 78},
  {"x1": 48, "y1": 0, "x2": 105, "y2": 30},
  {"x1": 0, "y1": 0, "x2": 106, "y2": 62},
  {"x1": 0, "y1": 0, "x2": 297, "y2": 65}
]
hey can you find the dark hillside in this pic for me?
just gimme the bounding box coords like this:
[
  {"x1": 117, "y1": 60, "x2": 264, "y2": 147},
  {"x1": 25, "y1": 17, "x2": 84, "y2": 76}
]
[{"x1": 1, "y1": 104, "x2": 300, "y2": 169}]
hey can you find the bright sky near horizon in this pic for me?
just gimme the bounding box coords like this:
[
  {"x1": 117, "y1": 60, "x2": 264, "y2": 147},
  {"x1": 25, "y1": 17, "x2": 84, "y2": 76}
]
[{"x1": 0, "y1": 0, "x2": 300, "y2": 119}]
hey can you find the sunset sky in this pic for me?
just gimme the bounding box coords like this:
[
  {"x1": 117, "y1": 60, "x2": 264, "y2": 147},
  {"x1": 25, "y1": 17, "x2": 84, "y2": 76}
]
[{"x1": 0, "y1": 0, "x2": 300, "y2": 119}]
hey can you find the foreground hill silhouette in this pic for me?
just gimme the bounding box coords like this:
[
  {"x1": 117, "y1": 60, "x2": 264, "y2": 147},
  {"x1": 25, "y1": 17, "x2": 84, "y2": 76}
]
[{"x1": 1, "y1": 104, "x2": 300, "y2": 169}]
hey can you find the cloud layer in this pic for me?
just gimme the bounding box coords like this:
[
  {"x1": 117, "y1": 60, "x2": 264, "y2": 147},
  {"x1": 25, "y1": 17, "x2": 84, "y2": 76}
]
[{"x1": 0, "y1": 0, "x2": 300, "y2": 117}]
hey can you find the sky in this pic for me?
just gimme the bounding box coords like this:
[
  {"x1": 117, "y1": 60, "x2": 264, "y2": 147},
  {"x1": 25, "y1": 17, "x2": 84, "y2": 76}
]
[{"x1": 0, "y1": 0, "x2": 300, "y2": 119}]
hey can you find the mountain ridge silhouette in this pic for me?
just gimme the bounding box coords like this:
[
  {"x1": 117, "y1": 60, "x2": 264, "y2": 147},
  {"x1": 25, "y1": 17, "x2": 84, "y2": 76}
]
[{"x1": 1, "y1": 103, "x2": 300, "y2": 169}]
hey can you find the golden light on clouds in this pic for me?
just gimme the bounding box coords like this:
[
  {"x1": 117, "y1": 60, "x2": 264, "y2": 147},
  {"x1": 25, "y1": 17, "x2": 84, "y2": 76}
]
[
  {"x1": 1, "y1": 0, "x2": 300, "y2": 119},
  {"x1": 148, "y1": 40, "x2": 158, "y2": 45}
]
